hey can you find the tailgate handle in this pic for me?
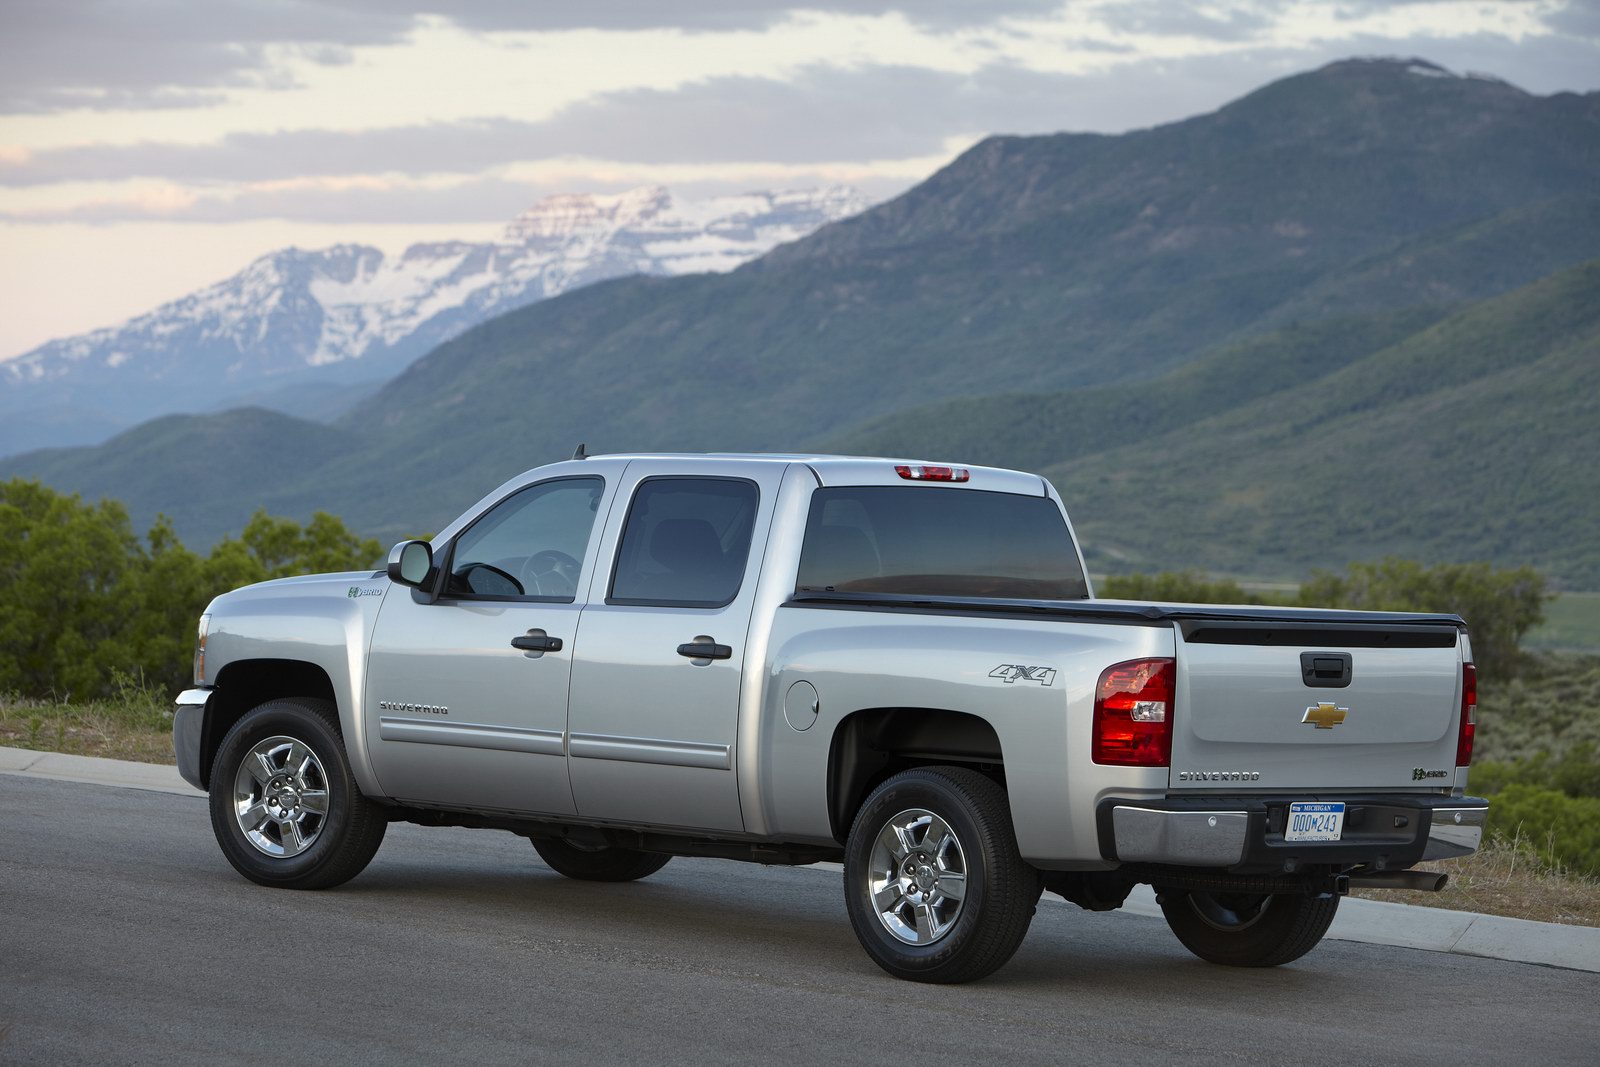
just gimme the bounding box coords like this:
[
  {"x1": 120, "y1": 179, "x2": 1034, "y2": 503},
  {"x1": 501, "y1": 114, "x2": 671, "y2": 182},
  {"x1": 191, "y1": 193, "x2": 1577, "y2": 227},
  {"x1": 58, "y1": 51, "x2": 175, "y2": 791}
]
[{"x1": 1301, "y1": 651, "x2": 1352, "y2": 688}]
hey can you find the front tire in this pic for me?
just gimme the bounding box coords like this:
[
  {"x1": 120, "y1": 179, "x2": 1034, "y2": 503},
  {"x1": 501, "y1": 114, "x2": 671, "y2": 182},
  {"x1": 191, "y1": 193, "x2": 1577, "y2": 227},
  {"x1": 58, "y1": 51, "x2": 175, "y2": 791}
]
[
  {"x1": 531, "y1": 839, "x2": 671, "y2": 882},
  {"x1": 208, "y1": 697, "x2": 387, "y2": 890},
  {"x1": 844, "y1": 766, "x2": 1041, "y2": 984},
  {"x1": 1157, "y1": 888, "x2": 1338, "y2": 967}
]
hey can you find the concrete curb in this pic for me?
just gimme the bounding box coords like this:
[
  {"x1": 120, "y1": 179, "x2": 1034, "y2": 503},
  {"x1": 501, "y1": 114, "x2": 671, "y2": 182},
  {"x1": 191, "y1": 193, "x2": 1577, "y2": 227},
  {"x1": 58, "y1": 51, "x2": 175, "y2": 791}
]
[
  {"x1": 0, "y1": 746, "x2": 199, "y2": 797},
  {"x1": 5, "y1": 746, "x2": 1598, "y2": 973},
  {"x1": 1118, "y1": 885, "x2": 1600, "y2": 973}
]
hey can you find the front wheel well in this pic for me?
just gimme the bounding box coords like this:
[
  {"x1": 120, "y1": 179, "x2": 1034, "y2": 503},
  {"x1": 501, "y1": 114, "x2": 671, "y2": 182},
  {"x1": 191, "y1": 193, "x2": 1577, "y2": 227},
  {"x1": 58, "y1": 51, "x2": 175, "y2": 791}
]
[
  {"x1": 827, "y1": 707, "x2": 1005, "y2": 842},
  {"x1": 199, "y1": 659, "x2": 338, "y2": 789}
]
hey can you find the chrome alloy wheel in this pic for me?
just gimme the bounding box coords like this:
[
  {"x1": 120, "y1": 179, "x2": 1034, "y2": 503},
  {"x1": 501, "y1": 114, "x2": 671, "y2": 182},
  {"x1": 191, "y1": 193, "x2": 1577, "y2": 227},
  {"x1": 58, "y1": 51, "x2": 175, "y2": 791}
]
[
  {"x1": 232, "y1": 735, "x2": 329, "y2": 858},
  {"x1": 866, "y1": 808, "x2": 968, "y2": 945}
]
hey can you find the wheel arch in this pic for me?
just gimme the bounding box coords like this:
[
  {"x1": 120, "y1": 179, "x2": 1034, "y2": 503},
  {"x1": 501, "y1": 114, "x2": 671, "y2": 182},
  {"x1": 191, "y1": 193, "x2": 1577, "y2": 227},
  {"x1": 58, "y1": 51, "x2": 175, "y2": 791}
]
[
  {"x1": 826, "y1": 707, "x2": 1005, "y2": 842},
  {"x1": 197, "y1": 659, "x2": 338, "y2": 790}
]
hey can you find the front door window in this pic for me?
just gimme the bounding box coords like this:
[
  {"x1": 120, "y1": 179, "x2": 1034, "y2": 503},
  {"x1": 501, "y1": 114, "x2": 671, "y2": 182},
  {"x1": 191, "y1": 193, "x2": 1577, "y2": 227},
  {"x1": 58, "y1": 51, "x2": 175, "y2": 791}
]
[{"x1": 445, "y1": 477, "x2": 604, "y2": 600}]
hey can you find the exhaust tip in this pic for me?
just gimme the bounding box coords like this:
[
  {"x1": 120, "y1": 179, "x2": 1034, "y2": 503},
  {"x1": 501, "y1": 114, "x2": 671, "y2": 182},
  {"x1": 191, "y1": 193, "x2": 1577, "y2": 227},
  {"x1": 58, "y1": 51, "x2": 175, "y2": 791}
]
[{"x1": 1347, "y1": 870, "x2": 1450, "y2": 892}]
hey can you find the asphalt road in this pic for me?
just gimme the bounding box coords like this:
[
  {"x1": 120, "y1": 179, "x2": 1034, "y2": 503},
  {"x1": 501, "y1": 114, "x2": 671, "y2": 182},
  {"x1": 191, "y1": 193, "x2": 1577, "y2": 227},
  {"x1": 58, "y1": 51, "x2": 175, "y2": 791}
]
[{"x1": 4, "y1": 775, "x2": 1597, "y2": 1066}]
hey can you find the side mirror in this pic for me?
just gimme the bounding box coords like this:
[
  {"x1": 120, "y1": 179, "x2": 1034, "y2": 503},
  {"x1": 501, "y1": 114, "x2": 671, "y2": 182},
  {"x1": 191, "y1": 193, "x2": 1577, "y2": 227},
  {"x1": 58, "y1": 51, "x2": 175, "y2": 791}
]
[{"x1": 387, "y1": 540, "x2": 434, "y2": 588}]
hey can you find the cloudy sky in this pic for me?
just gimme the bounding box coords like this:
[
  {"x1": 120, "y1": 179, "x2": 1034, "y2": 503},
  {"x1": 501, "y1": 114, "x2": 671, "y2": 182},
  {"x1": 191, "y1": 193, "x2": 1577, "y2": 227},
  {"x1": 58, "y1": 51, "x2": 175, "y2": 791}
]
[{"x1": 1, "y1": 1, "x2": 1597, "y2": 359}]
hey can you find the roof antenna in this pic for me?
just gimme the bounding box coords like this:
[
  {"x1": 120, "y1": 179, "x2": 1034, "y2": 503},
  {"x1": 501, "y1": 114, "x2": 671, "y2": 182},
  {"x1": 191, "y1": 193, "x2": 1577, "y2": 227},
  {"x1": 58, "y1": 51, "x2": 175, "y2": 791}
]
[{"x1": 572, "y1": 443, "x2": 587, "y2": 460}]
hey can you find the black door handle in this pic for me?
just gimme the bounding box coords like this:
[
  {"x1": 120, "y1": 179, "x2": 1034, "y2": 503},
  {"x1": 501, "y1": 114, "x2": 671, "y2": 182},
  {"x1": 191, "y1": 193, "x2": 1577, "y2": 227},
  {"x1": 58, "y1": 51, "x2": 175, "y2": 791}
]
[
  {"x1": 1300, "y1": 651, "x2": 1351, "y2": 688},
  {"x1": 511, "y1": 634, "x2": 563, "y2": 652},
  {"x1": 677, "y1": 640, "x2": 732, "y2": 661}
]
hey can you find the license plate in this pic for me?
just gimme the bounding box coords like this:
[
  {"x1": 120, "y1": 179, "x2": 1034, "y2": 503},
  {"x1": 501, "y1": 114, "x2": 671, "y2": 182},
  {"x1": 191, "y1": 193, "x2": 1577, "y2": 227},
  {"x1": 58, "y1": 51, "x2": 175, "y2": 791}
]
[{"x1": 1285, "y1": 802, "x2": 1345, "y2": 842}]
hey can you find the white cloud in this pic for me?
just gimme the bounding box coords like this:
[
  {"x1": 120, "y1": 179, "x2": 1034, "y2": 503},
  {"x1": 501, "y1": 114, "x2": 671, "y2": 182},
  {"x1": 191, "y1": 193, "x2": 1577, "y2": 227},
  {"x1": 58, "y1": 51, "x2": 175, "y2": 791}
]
[
  {"x1": 0, "y1": 2, "x2": 1067, "y2": 117},
  {"x1": 0, "y1": 64, "x2": 1117, "y2": 188},
  {"x1": 0, "y1": 0, "x2": 1596, "y2": 358}
]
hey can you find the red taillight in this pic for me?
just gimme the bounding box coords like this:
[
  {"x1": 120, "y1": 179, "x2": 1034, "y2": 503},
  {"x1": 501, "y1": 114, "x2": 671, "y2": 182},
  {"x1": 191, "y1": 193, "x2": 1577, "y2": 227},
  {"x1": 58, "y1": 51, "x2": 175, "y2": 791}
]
[
  {"x1": 894, "y1": 464, "x2": 969, "y2": 482},
  {"x1": 1092, "y1": 658, "x2": 1176, "y2": 766},
  {"x1": 1457, "y1": 662, "x2": 1477, "y2": 766}
]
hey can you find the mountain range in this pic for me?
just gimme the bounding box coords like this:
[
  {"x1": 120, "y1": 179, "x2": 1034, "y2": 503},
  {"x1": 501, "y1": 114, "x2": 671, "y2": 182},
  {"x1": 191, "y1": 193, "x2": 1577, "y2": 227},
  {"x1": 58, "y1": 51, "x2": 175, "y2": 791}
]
[
  {"x1": 6, "y1": 58, "x2": 1599, "y2": 586},
  {"x1": 0, "y1": 185, "x2": 867, "y2": 455}
]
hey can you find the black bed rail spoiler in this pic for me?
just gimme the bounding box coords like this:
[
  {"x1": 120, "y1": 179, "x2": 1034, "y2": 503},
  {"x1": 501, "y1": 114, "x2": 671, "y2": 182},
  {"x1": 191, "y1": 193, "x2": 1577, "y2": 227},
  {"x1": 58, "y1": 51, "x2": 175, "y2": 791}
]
[{"x1": 784, "y1": 590, "x2": 1468, "y2": 635}]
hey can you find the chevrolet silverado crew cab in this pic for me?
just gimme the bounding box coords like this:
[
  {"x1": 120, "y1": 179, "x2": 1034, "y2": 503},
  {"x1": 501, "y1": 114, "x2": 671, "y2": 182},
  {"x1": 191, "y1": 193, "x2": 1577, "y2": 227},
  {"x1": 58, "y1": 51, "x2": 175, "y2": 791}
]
[{"x1": 173, "y1": 453, "x2": 1487, "y2": 983}]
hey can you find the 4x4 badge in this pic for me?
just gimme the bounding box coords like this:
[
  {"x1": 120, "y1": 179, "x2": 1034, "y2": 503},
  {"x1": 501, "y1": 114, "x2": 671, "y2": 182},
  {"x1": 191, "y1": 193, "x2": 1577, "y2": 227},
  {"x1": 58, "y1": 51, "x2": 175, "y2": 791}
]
[
  {"x1": 990, "y1": 665, "x2": 1057, "y2": 686},
  {"x1": 1302, "y1": 702, "x2": 1349, "y2": 729}
]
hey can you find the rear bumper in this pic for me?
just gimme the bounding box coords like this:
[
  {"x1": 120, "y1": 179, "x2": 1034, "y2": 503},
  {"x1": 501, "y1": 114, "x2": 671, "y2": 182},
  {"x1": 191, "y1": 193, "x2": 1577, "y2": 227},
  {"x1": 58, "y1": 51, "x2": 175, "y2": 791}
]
[
  {"x1": 1098, "y1": 794, "x2": 1488, "y2": 875},
  {"x1": 173, "y1": 687, "x2": 213, "y2": 791}
]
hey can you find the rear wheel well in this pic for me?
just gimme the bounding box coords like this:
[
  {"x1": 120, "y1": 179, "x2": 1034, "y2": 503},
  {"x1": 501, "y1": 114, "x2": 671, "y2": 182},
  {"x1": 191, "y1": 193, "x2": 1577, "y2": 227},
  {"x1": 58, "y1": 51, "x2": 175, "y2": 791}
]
[
  {"x1": 827, "y1": 708, "x2": 1005, "y2": 842},
  {"x1": 199, "y1": 660, "x2": 338, "y2": 789}
]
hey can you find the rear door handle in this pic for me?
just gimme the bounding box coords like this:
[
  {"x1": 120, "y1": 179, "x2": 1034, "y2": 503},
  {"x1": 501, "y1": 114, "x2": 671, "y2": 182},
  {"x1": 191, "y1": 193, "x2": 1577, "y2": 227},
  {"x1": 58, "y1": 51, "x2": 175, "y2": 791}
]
[
  {"x1": 511, "y1": 634, "x2": 563, "y2": 652},
  {"x1": 677, "y1": 639, "x2": 732, "y2": 661}
]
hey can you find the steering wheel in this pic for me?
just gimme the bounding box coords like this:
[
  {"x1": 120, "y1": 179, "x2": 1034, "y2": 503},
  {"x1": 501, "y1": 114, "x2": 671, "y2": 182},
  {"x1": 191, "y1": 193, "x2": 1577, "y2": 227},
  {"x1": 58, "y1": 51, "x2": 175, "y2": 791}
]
[
  {"x1": 521, "y1": 549, "x2": 582, "y2": 597},
  {"x1": 454, "y1": 561, "x2": 524, "y2": 597}
]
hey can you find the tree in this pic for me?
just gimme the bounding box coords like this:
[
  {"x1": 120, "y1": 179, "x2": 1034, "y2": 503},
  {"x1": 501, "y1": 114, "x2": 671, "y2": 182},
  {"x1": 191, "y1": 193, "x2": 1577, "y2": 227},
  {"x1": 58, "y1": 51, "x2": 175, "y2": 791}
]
[
  {"x1": 1297, "y1": 558, "x2": 1546, "y2": 680},
  {"x1": 0, "y1": 482, "x2": 385, "y2": 701},
  {"x1": 227, "y1": 508, "x2": 383, "y2": 581},
  {"x1": 1096, "y1": 558, "x2": 1547, "y2": 681},
  {"x1": 113, "y1": 516, "x2": 215, "y2": 696},
  {"x1": 0, "y1": 480, "x2": 138, "y2": 699}
]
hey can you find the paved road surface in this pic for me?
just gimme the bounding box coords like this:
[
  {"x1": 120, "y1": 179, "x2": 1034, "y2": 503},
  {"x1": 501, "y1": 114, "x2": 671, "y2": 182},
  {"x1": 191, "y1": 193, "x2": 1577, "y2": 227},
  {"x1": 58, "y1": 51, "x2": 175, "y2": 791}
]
[{"x1": 3, "y1": 775, "x2": 1596, "y2": 1065}]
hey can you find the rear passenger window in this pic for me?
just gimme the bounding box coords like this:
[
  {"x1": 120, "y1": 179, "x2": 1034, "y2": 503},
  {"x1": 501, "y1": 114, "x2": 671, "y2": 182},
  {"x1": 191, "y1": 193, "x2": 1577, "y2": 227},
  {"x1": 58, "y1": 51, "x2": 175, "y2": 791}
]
[{"x1": 609, "y1": 478, "x2": 759, "y2": 607}]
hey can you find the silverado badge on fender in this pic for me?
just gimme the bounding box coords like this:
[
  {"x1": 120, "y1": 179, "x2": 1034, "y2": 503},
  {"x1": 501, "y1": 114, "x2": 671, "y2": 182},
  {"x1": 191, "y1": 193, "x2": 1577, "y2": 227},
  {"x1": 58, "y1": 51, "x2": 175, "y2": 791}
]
[{"x1": 1302, "y1": 702, "x2": 1349, "y2": 729}]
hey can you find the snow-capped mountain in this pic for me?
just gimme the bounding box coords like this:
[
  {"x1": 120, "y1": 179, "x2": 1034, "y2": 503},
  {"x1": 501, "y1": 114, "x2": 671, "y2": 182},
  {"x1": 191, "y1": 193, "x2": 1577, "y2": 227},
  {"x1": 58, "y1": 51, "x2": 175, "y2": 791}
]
[{"x1": 0, "y1": 185, "x2": 868, "y2": 454}]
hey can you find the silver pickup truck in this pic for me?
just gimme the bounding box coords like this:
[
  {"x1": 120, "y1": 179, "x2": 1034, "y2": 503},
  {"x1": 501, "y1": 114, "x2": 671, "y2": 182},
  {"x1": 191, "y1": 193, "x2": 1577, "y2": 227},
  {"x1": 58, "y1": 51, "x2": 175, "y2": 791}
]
[{"x1": 174, "y1": 453, "x2": 1487, "y2": 983}]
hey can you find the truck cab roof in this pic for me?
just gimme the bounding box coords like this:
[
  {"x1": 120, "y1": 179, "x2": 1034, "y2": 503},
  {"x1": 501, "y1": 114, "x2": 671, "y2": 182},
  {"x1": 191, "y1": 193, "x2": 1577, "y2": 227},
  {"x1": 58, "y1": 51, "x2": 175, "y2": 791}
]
[{"x1": 512, "y1": 452, "x2": 1050, "y2": 494}]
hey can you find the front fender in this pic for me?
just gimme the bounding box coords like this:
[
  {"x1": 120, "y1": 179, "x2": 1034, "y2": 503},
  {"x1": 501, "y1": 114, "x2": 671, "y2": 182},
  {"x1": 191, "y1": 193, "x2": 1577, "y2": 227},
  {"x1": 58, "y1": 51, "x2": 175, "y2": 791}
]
[{"x1": 203, "y1": 574, "x2": 391, "y2": 797}]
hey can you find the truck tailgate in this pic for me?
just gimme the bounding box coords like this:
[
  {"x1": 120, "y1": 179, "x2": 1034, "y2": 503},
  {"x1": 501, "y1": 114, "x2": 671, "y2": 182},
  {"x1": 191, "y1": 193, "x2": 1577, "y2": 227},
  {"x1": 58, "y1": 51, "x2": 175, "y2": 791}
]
[{"x1": 1170, "y1": 618, "x2": 1466, "y2": 792}]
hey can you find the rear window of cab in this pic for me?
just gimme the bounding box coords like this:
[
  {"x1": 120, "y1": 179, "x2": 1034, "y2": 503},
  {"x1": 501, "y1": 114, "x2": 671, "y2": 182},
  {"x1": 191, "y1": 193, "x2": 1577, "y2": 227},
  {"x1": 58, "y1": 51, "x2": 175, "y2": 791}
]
[{"x1": 795, "y1": 486, "x2": 1089, "y2": 600}]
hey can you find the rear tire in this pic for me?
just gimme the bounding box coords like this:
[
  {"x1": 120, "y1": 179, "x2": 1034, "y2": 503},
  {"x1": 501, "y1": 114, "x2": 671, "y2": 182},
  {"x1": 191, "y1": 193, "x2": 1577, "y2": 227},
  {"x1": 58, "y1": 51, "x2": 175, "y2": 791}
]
[
  {"x1": 208, "y1": 697, "x2": 387, "y2": 890},
  {"x1": 844, "y1": 766, "x2": 1041, "y2": 984},
  {"x1": 531, "y1": 839, "x2": 671, "y2": 882},
  {"x1": 1157, "y1": 888, "x2": 1338, "y2": 967}
]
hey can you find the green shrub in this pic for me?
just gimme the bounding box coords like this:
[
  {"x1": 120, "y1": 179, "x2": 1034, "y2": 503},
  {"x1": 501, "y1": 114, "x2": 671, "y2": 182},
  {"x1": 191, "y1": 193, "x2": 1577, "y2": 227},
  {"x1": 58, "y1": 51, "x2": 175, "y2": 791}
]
[
  {"x1": 1484, "y1": 783, "x2": 1600, "y2": 877},
  {"x1": 1473, "y1": 653, "x2": 1600, "y2": 764},
  {"x1": 1471, "y1": 744, "x2": 1600, "y2": 801}
]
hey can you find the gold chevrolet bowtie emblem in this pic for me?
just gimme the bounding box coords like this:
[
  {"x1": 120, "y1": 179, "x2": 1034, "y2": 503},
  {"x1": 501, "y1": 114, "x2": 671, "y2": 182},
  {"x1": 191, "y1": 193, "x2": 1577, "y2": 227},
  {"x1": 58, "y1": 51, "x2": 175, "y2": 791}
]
[{"x1": 1302, "y1": 702, "x2": 1349, "y2": 729}]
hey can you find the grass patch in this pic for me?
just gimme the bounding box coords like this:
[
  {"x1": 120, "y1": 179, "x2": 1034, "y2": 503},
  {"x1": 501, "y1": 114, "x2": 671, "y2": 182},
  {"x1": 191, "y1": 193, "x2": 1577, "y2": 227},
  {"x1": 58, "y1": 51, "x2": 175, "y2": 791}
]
[
  {"x1": 0, "y1": 670, "x2": 174, "y2": 764},
  {"x1": 1352, "y1": 833, "x2": 1600, "y2": 926},
  {"x1": 1525, "y1": 592, "x2": 1600, "y2": 654}
]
